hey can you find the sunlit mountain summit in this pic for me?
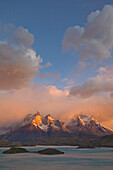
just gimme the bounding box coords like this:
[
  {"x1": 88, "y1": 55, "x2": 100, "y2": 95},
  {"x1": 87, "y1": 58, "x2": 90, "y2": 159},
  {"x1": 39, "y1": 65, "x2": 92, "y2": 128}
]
[{"x1": 1, "y1": 111, "x2": 113, "y2": 142}]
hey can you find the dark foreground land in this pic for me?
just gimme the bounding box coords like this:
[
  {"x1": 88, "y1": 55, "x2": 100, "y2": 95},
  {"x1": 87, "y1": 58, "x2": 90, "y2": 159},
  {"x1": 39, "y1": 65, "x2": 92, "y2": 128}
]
[{"x1": 1, "y1": 134, "x2": 113, "y2": 148}]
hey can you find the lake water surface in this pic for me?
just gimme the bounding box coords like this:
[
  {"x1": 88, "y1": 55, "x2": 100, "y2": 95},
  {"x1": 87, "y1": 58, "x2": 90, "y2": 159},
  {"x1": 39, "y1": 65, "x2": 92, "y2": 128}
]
[{"x1": 0, "y1": 146, "x2": 113, "y2": 170}]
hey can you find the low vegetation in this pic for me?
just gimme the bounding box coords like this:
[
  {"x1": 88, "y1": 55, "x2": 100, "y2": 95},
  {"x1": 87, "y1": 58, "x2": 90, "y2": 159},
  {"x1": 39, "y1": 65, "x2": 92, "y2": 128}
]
[
  {"x1": 0, "y1": 139, "x2": 22, "y2": 147},
  {"x1": 1, "y1": 134, "x2": 113, "y2": 148},
  {"x1": 3, "y1": 147, "x2": 29, "y2": 154},
  {"x1": 37, "y1": 148, "x2": 64, "y2": 155}
]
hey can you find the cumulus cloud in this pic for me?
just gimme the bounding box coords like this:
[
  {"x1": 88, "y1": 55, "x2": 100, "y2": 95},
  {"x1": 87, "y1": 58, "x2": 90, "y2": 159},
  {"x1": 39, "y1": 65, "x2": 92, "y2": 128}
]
[
  {"x1": 63, "y1": 5, "x2": 113, "y2": 61},
  {"x1": 0, "y1": 25, "x2": 43, "y2": 90},
  {"x1": 11, "y1": 27, "x2": 34, "y2": 48},
  {"x1": 0, "y1": 24, "x2": 59, "y2": 90},
  {"x1": 0, "y1": 42, "x2": 42, "y2": 90},
  {"x1": 70, "y1": 67, "x2": 113, "y2": 98}
]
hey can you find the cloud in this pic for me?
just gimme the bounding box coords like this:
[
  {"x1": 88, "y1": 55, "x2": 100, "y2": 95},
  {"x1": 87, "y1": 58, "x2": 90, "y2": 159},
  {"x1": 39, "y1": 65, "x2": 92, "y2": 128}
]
[
  {"x1": 110, "y1": 93, "x2": 113, "y2": 98},
  {"x1": 10, "y1": 26, "x2": 34, "y2": 48},
  {"x1": 39, "y1": 62, "x2": 52, "y2": 69},
  {"x1": 62, "y1": 78, "x2": 68, "y2": 82},
  {"x1": 48, "y1": 86, "x2": 69, "y2": 96},
  {"x1": 77, "y1": 61, "x2": 89, "y2": 69},
  {"x1": 63, "y1": 5, "x2": 113, "y2": 62},
  {"x1": 0, "y1": 24, "x2": 59, "y2": 90},
  {"x1": 0, "y1": 40, "x2": 42, "y2": 90},
  {"x1": 97, "y1": 67, "x2": 107, "y2": 73},
  {"x1": 0, "y1": 84, "x2": 113, "y2": 129},
  {"x1": 37, "y1": 72, "x2": 60, "y2": 79},
  {"x1": 69, "y1": 67, "x2": 113, "y2": 98},
  {"x1": 0, "y1": 85, "x2": 70, "y2": 127}
]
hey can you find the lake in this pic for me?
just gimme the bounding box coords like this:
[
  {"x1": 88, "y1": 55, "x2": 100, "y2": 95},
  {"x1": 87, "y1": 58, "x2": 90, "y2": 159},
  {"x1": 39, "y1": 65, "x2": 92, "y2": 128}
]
[{"x1": 0, "y1": 146, "x2": 113, "y2": 170}]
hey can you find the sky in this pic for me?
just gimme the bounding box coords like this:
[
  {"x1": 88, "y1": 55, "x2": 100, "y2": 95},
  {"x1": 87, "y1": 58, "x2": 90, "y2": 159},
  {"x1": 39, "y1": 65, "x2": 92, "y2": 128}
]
[{"x1": 0, "y1": 0, "x2": 113, "y2": 128}]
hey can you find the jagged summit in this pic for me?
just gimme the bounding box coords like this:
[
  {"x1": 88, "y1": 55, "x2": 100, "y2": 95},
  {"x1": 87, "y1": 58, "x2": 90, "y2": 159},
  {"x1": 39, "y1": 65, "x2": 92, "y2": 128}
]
[
  {"x1": 1, "y1": 111, "x2": 70, "y2": 142},
  {"x1": 44, "y1": 114, "x2": 54, "y2": 125},
  {"x1": 77, "y1": 114, "x2": 97, "y2": 126},
  {"x1": 1, "y1": 112, "x2": 113, "y2": 142},
  {"x1": 32, "y1": 111, "x2": 42, "y2": 126},
  {"x1": 67, "y1": 114, "x2": 113, "y2": 136},
  {"x1": 69, "y1": 114, "x2": 97, "y2": 126}
]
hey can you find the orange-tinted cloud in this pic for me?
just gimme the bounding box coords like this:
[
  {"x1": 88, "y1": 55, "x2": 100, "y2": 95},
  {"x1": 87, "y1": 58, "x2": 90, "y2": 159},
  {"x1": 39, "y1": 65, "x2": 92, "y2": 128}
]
[
  {"x1": 0, "y1": 24, "x2": 60, "y2": 90},
  {"x1": 0, "y1": 25, "x2": 42, "y2": 90},
  {"x1": 0, "y1": 84, "x2": 113, "y2": 129},
  {"x1": 70, "y1": 67, "x2": 113, "y2": 98}
]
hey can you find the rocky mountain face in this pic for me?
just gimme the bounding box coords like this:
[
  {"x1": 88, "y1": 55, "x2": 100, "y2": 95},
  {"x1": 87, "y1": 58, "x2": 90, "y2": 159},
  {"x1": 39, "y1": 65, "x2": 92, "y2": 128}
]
[
  {"x1": 1, "y1": 112, "x2": 113, "y2": 142},
  {"x1": 1, "y1": 111, "x2": 69, "y2": 142},
  {"x1": 67, "y1": 114, "x2": 113, "y2": 136}
]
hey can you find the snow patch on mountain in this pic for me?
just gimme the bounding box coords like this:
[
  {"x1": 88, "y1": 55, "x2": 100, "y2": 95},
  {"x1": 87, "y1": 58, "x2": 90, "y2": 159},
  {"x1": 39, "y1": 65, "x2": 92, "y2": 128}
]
[
  {"x1": 0, "y1": 128, "x2": 10, "y2": 135},
  {"x1": 44, "y1": 114, "x2": 54, "y2": 124},
  {"x1": 67, "y1": 114, "x2": 113, "y2": 135},
  {"x1": 21, "y1": 113, "x2": 36, "y2": 127},
  {"x1": 52, "y1": 122, "x2": 60, "y2": 130},
  {"x1": 39, "y1": 124, "x2": 48, "y2": 132},
  {"x1": 78, "y1": 114, "x2": 97, "y2": 126},
  {"x1": 0, "y1": 111, "x2": 113, "y2": 137}
]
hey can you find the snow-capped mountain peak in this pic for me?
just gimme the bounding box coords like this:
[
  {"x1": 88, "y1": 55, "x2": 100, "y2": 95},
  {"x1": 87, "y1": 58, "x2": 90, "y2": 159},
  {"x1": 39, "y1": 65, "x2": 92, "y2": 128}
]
[
  {"x1": 44, "y1": 114, "x2": 54, "y2": 124},
  {"x1": 1, "y1": 112, "x2": 113, "y2": 142},
  {"x1": 67, "y1": 114, "x2": 113, "y2": 136},
  {"x1": 77, "y1": 114, "x2": 98, "y2": 126}
]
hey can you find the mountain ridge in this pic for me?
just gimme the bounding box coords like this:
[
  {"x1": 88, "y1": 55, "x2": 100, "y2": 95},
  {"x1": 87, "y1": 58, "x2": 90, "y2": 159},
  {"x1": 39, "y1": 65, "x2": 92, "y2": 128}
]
[{"x1": 1, "y1": 111, "x2": 113, "y2": 142}]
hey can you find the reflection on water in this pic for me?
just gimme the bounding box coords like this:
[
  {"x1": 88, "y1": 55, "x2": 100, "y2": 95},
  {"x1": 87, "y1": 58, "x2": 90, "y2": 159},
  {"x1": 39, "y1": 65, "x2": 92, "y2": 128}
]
[{"x1": 0, "y1": 146, "x2": 113, "y2": 170}]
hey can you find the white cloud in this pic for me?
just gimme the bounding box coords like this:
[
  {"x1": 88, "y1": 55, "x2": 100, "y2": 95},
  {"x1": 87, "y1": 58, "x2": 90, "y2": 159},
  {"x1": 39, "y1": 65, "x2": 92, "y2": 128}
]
[
  {"x1": 48, "y1": 86, "x2": 69, "y2": 96},
  {"x1": 63, "y1": 5, "x2": 113, "y2": 62},
  {"x1": 70, "y1": 67, "x2": 113, "y2": 98}
]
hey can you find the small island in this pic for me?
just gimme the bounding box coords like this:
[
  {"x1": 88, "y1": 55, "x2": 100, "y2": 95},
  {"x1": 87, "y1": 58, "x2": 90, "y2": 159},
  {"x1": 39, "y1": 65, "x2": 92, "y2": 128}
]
[
  {"x1": 3, "y1": 147, "x2": 29, "y2": 154},
  {"x1": 37, "y1": 148, "x2": 64, "y2": 155},
  {"x1": 2, "y1": 147, "x2": 64, "y2": 155}
]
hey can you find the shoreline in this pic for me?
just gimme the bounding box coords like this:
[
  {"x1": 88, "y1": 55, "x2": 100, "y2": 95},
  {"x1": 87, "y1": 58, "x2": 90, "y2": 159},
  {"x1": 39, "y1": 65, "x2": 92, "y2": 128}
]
[{"x1": 0, "y1": 145, "x2": 113, "y2": 149}]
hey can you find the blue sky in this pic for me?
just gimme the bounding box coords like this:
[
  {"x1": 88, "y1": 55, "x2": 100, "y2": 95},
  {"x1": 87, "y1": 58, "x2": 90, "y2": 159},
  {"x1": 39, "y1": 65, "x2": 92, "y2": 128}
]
[
  {"x1": 1, "y1": 0, "x2": 113, "y2": 127},
  {"x1": 0, "y1": 0, "x2": 113, "y2": 89}
]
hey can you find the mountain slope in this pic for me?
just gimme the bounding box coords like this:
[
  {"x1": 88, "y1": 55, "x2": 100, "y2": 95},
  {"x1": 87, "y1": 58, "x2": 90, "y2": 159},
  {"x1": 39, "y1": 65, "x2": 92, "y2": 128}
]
[
  {"x1": 1, "y1": 112, "x2": 113, "y2": 142},
  {"x1": 3, "y1": 112, "x2": 47, "y2": 142},
  {"x1": 4, "y1": 124, "x2": 46, "y2": 142},
  {"x1": 67, "y1": 114, "x2": 113, "y2": 136},
  {"x1": 2, "y1": 111, "x2": 69, "y2": 142}
]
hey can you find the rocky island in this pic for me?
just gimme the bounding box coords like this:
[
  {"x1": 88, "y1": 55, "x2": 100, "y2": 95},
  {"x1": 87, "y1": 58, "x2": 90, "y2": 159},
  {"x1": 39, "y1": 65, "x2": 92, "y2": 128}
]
[
  {"x1": 2, "y1": 147, "x2": 64, "y2": 155},
  {"x1": 37, "y1": 148, "x2": 64, "y2": 155},
  {"x1": 3, "y1": 147, "x2": 29, "y2": 154}
]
